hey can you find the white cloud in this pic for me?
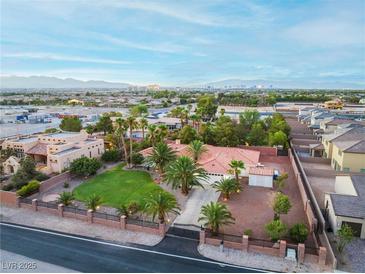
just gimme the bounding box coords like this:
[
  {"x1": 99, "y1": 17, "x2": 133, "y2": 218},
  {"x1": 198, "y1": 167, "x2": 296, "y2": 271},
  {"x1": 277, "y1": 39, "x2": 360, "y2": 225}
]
[{"x1": 2, "y1": 52, "x2": 130, "y2": 64}]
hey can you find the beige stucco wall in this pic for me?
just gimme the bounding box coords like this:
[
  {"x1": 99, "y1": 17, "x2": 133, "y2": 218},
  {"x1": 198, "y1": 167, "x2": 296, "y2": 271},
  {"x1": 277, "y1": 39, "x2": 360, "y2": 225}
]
[
  {"x1": 322, "y1": 137, "x2": 333, "y2": 159},
  {"x1": 331, "y1": 144, "x2": 365, "y2": 172}
]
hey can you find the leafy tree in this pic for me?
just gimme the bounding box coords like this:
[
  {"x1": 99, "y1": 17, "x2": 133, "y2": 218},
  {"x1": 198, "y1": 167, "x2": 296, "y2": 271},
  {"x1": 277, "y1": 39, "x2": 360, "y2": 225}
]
[
  {"x1": 144, "y1": 191, "x2": 180, "y2": 223},
  {"x1": 179, "y1": 125, "x2": 197, "y2": 144},
  {"x1": 212, "y1": 178, "x2": 241, "y2": 200},
  {"x1": 265, "y1": 219, "x2": 287, "y2": 241},
  {"x1": 85, "y1": 194, "x2": 103, "y2": 211},
  {"x1": 96, "y1": 115, "x2": 113, "y2": 135},
  {"x1": 130, "y1": 104, "x2": 148, "y2": 117},
  {"x1": 198, "y1": 202, "x2": 235, "y2": 234},
  {"x1": 196, "y1": 95, "x2": 218, "y2": 121},
  {"x1": 199, "y1": 123, "x2": 215, "y2": 145},
  {"x1": 289, "y1": 223, "x2": 309, "y2": 243},
  {"x1": 164, "y1": 156, "x2": 207, "y2": 195},
  {"x1": 213, "y1": 116, "x2": 239, "y2": 147},
  {"x1": 85, "y1": 124, "x2": 96, "y2": 135},
  {"x1": 274, "y1": 173, "x2": 288, "y2": 191},
  {"x1": 247, "y1": 122, "x2": 267, "y2": 146},
  {"x1": 101, "y1": 150, "x2": 121, "y2": 162},
  {"x1": 337, "y1": 224, "x2": 354, "y2": 253},
  {"x1": 272, "y1": 192, "x2": 292, "y2": 220},
  {"x1": 269, "y1": 130, "x2": 288, "y2": 148},
  {"x1": 269, "y1": 113, "x2": 290, "y2": 136},
  {"x1": 69, "y1": 157, "x2": 102, "y2": 177},
  {"x1": 57, "y1": 191, "x2": 74, "y2": 206},
  {"x1": 239, "y1": 110, "x2": 260, "y2": 130},
  {"x1": 145, "y1": 142, "x2": 176, "y2": 174},
  {"x1": 126, "y1": 116, "x2": 138, "y2": 167},
  {"x1": 187, "y1": 140, "x2": 207, "y2": 162},
  {"x1": 60, "y1": 117, "x2": 82, "y2": 132},
  {"x1": 12, "y1": 156, "x2": 38, "y2": 188},
  {"x1": 229, "y1": 160, "x2": 245, "y2": 183}
]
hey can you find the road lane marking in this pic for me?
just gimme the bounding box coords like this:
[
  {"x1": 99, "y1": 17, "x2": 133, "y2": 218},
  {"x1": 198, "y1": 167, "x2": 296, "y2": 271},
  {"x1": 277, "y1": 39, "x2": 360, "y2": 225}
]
[{"x1": 1, "y1": 222, "x2": 267, "y2": 272}]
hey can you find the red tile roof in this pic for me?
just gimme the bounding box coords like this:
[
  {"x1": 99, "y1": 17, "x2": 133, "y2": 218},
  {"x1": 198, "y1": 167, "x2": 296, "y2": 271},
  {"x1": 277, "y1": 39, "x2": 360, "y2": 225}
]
[{"x1": 26, "y1": 143, "x2": 48, "y2": 156}]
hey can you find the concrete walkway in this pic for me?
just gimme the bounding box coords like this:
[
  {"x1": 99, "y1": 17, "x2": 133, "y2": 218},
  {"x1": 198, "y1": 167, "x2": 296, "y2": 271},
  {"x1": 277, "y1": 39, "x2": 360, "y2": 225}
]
[{"x1": 174, "y1": 184, "x2": 220, "y2": 227}]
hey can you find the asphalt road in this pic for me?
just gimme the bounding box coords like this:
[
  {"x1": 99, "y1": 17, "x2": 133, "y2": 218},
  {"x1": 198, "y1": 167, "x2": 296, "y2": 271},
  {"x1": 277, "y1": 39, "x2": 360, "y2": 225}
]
[{"x1": 0, "y1": 223, "x2": 263, "y2": 273}]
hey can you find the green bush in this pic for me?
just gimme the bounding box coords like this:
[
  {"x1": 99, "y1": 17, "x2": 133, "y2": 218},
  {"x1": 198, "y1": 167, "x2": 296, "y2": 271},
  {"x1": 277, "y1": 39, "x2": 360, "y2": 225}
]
[
  {"x1": 131, "y1": 153, "x2": 144, "y2": 165},
  {"x1": 101, "y1": 150, "x2": 121, "y2": 162},
  {"x1": 289, "y1": 223, "x2": 309, "y2": 243},
  {"x1": 34, "y1": 172, "x2": 49, "y2": 181},
  {"x1": 2, "y1": 183, "x2": 14, "y2": 191},
  {"x1": 70, "y1": 157, "x2": 102, "y2": 177},
  {"x1": 265, "y1": 219, "x2": 287, "y2": 241},
  {"x1": 16, "y1": 180, "x2": 40, "y2": 197},
  {"x1": 243, "y1": 229, "x2": 253, "y2": 236}
]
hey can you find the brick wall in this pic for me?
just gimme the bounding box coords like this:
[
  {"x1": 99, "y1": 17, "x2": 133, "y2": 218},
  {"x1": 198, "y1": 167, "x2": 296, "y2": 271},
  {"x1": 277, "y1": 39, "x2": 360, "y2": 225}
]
[
  {"x1": 239, "y1": 145, "x2": 277, "y2": 156},
  {"x1": 0, "y1": 190, "x2": 18, "y2": 207},
  {"x1": 39, "y1": 171, "x2": 72, "y2": 193}
]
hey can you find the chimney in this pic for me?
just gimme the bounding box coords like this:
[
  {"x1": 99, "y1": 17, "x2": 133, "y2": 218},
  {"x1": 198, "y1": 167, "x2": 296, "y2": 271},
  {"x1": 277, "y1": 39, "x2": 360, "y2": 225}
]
[{"x1": 175, "y1": 139, "x2": 181, "y2": 145}]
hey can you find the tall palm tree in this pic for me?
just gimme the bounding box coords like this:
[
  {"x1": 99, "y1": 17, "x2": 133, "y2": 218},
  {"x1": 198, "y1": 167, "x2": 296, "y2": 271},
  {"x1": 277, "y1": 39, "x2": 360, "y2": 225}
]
[
  {"x1": 190, "y1": 114, "x2": 198, "y2": 130},
  {"x1": 57, "y1": 191, "x2": 74, "y2": 206},
  {"x1": 155, "y1": 124, "x2": 168, "y2": 143},
  {"x1": 164, "y1": 156, "x2": 207, "y2": 195},
  {"x1": 147, "y1": 124, "x2": 158, "y2": 146},
  {"x1": 115, "y1": 118, "x2": 128, "y2": 162},
  {"x1": 188, "y1": 140, "x2": 207, "y2": 162},
  {"x1": 126, "y1": 116, "x2": 138, "y2": 167},
  {"x1": 229, "y1": 160, "x2": 245, "y2": 183},
  {"x1": 144, "y1": 142, "x2": 176, "y2": 175},
  {"x1": 212, "y1": 178, "x2": 241, "y2": 200},
  {"x1": 85, "y1": 194, "x2": 103, "y2": 211},
  {"x1": 198, "y1": 202, "x2": 235, "y2": 234},
  {"x1": 144, "y1": 191, "x2": 180, "y2": 223},
  {"x1": 139, "y1": 118, "x2": 148, "y2": 140}
]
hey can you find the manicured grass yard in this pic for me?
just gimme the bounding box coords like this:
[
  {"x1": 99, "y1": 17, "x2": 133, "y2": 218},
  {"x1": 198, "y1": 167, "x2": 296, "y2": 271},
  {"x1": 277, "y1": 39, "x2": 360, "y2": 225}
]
[{"x1": 73, "y1": 164, "x2": 165, "y2": 208}]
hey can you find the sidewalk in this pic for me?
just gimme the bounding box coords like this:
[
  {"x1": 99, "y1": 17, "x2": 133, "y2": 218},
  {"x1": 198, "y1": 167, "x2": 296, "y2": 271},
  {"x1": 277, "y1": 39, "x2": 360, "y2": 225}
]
[
  {"x1": 0, "y1": 206, "x2": 162, "y2": 246},
  {"x1": 198, "y1": 244, "x2": 333, "y2": 273}
]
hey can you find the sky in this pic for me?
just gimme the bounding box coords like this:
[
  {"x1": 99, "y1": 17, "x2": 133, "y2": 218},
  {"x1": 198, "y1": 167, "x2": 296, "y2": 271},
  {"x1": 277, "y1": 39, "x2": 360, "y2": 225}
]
[{"x1": 1, "y1": 0, "x2": 365, "y2": 87}]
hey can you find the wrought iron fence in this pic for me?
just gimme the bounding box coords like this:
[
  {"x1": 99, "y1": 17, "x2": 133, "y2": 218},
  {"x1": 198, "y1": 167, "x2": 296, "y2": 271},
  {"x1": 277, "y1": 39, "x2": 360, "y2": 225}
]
[
  {"x1": 206, "y1": 231, "x2": 242, "y2": 243},
  {"x1": 126, "y1": 216, "x2": 159, "y2": 228},
  {"x1": 37, "y1": 200, "x2": 58, "y2": 209},
  {"x1": 63, "y1": 205, "x2": 87, "y2": 215},
  {"x1": 93, "y1": 211, "x2": 120, "y2": 222},
  {"x1": 20, "y1": 197, "x2": 33, "y2": 204},
  {"x1": 249, "y1": 237, "x2": 277, "y2": 248}
]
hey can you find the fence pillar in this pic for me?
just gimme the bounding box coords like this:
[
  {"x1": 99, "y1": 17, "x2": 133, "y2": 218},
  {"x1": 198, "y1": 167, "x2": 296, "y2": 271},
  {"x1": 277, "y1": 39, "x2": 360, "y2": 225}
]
[
  {"x1": 120, "y1": 215, "x2": 126, "y2": 230},
  {"x1": 318, "y1": 246, "x2": 327, "y2": 266},
  {"x1": 158, "y1": 222, "x2": 166, "y2": 237},
  {"x1": 199, "y1": 229, "x2": 206, "y2": 245},
  {"x1": 32, "y1": 199, "x2": 38, "y2": 211},
  {"x1": 87, "y1": 209, "x2": 94, "y2": 224},
  {"x1": 298, "y1": 243, "x2": 305, "y2": 264},
  {"x1": 279, "y1": 240, "x2": 287, "y2": 257},
  {"x1": 242, "y1": 235, "x2": 249, "y2": 252},
  {"x1": 15, "y1": 196, "x2": 20, "y2": 208},
  {"x1": 58, "y1": 204, "x2": 64, "y2": 217}
]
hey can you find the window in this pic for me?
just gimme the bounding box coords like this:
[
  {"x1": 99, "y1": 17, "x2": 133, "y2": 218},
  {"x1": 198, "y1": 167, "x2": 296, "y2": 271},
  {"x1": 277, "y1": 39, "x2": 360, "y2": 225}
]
[{"x1": 343, "y1": 167, "x2": 350, "y2": 172}]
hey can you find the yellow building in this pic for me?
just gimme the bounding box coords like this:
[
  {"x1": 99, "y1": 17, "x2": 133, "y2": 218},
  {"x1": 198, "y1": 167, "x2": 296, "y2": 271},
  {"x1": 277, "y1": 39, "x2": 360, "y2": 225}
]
[{"x1": 67, "y1": 99, "x2": 84, "y2": 105}]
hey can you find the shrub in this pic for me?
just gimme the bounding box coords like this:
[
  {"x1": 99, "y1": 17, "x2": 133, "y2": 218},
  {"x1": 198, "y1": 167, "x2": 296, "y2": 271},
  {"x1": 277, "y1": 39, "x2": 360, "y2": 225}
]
[
  {"x1": 289, "y1": 223, "x2": 309, "y2": 243},
  {"x1": 243, "y1": 229, "x2": 253, "y2": 236},
  {"x1": 101, "y1": 150, "x2": 121, "y2": 162},
  {"x1": 57, "y1": 191, "x2": 74, "y2": 206},
  {"x1": 127, "y1": 201, "x2": 140, "y2": 215},
  {"x1": 70, "y1": 157, "x2": 102, "y2": 177},
  {"x1": 272, "y1": 192, "x2": 292, "y2": 220},
  {"x1": 16, "y1": 180, "x2": 40, "y2": 197},
  {"x1": 2, "y1": 183, "x2": 14, "y2": 191},
  {"x1": 34, "y1": 172, "x2": 49, "y2": 181},
  {"x1": 131, "y1": 153, "x2": 144, "y2": 165},
  {"x1": 265, "y1": 219, "x2": 287, "y2": 241},
  {"x1": 337, "y1": 224, "x2": 354, "y2": 253}
]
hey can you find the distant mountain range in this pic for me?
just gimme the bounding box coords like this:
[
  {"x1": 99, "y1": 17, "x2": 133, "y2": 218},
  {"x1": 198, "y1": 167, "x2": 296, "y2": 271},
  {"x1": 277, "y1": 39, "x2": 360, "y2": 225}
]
[
  {"x1": 1, "y1": 75, "x2": 364, "y2": 89},
  {"x1": 0, "y1": 76, "x2": 130, "y2": 89}
]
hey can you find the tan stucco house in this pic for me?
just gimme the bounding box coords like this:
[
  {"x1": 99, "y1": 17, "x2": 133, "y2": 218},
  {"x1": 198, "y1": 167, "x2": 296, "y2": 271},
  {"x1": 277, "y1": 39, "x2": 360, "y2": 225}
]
[
  {"x1": 2, "y1": 156, "x2": 21, "y2": 175},
  {"x1": 324, "y1": 175, "x2": 365, "y2": 239}
]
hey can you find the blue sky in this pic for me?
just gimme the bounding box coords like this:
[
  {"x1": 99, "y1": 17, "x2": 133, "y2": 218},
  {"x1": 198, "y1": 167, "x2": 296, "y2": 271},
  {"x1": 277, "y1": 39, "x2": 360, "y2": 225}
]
[{"x1": 1, "y1": 0, "x2": 365, "y2": 87}]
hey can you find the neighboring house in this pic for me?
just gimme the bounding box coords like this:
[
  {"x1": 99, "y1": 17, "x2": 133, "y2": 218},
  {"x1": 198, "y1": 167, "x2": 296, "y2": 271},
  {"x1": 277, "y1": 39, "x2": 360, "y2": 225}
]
[
  {"x1": 319, "y1": 118, "x2": 362, "y2": 134},
  {"x1": 321, "y1": 126, "x2": 365, "y2": 173},
  {"x1": 2, "y1": 131, "x2": 104, "y2": 174},
  {"x1": 140, "y1": 141, "x2": 262, "y2": 184},
  {"x1": 2, "y1": 156, "x2": 21, "y2": 174},
  {"x1": 324, "y1": 175, "x2": 365, "y2": 239}
]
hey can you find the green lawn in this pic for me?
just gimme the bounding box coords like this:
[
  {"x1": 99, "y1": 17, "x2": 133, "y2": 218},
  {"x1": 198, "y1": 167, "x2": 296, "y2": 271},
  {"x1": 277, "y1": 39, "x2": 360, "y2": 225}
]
[{"x1": 73, "y1": 164, "x2": 165, "y2": 208}]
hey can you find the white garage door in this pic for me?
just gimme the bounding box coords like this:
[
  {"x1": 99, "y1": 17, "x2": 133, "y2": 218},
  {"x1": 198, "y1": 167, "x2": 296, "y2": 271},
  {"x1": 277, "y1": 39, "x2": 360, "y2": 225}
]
[{"x1": 249, "y1": 174, "x2": 273, "y2": 188}]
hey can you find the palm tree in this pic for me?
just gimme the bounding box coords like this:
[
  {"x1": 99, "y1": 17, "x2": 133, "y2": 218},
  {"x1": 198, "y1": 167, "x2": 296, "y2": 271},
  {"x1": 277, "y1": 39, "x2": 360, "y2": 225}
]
[
  {"x1": 85, "y1": 194, "x2": 103, "y2": 211},
  {"x1": 188, "y1": 140, "x2": 207, "y2": 162},
  {"x1": 190, "y1": 114, "x2": 198, "y2": 130},
  {"x1": 144, "y1": 142, "x2": 176, "y2": 175},
  {"x1": 147, "y1": 124, "x2": 158, "y2": 146},
  {"x1": 220, "y1": 108, "x2": 226, "y2": 116},
  {"x1": 212, "y1": 178, "x2": 241, "y2": 200},
  {"x1": 229, "y1": 160, "x2": 245, "y2": 183},
  {"x1": 164, "y1": 156, "x2": 207, "y2": 195},
  {"x1": 139, "y1": 118, "x2": 148, "y2": 140},
  {"x1": 155, "y1": 125, "x2": 168, "y2": 143},
  {"x1": 116, "y1": 203, "x2": 129, "y2": 217},
  {"x1": 126, "y1": 116, "x2": 138, "y2": 167},
  {"x1": 115, "y1": 118, "x2": 128, "y2": 162},
  {"x1": 198, "y1": 202, "x2": 235, "y2": 234},
  {"x1": 144, "y1": 191, "x2": 180, "y2": 223},
  {"x1": 57, "y1": 191, "x2": 74, "y2": 206}
]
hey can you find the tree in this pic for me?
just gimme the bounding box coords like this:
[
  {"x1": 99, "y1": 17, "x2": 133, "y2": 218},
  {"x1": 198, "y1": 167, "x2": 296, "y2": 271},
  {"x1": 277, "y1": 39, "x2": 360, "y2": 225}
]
[
  {"x1": 198, "y1": 202, "x2": 235, "y2": 234},
  {"x1": 139, "y1": 118, "x2": 148, "y2": 139},
  {"x1": 144, "y1": 142, "x2": 176, "y2": 175},
  {"x1": 337, "y1": 224, "x2": 354, "y2": 253},
  {"x1": 57, "y1": 191, "x2": 74, "y2": 206},
  {"x1": 101, "y1": 149, "x2": 121, "y2": 162},
  {"x1": 197, "y1": 95, "x2": 218, "y2": 121},
  {"x1": 60, "y1": 117, "x2": 82, "y2": 132},
  {"x1": 219, "y1": 108, "x2": 225, "y2": 116},
  {"x1": 12, "y1": 156, "x2": 38, "y2": 188},
  {"x1": 265, "y1": 219, "x2": 287, "y2": 241},
  {"x1": 155, "y1": 125, "x2": 168, "y2": 143},
  {"x1": 229, "y1": 160, "x2": 245, "y2": 183},
  {"x1": 147, "y1": 124, "x2": 158, "y2": 146},
  {"x1": 164, "y1": 156, "x2": 207, "y2": 195},
  {"x1": 144, "y1": 191, "x2": 180, "y2": 223},
  {"x1": 126, "y1": 116, "x2": 138, "y2": 167},
  {"x1": 69, "y1": 157, "x2": 102, "y2": 177},
  {"x1": 85, "y1": 194, "x2": 103, "y2": 211},
  {"x1": 188, "y1": 140, "x2": 207, "y2": 162},
  {"x1": 130, "y1": 104, "x2": 148, "y2": 117},
  {"x1": 116, "y1": 203, "x2": 129, "y2": 217},
  {"x1": 247, "y1": 122, "x2": 267, "y2": 146},
  {"x1": 274, "y1": 173, "x2": 288, "y2": 192},
  {"x1": 96, "y1": 115, "x2": 113, "y2": 135},
  {"x1": 179, "y1": 125, "x2": 197, "y2": 144},
  {"x1": 269, "y1": 130, "x2": 288, "y2": 148},
  {"x1": 213, "y1": 116, "x2": 239, "y2": 147},
  {"x1": 289, "y1": 223, "x2": 309, "y2": 243},
  {"x1": 115, "y1": 118, "x2": 128, "y2": 162},
  {"x1": 131, "y1": 152, "x2": 144, "y2": 165},
  {"x1": 85, "y1": 124, "x2": 96, "y2": 135},
  {"x1": 272, "y1": 192, "x2": 292, "y2": 220},
  {"x1": 199, "y1": 123, "x2": 215, "y2": 145},
  {"x1": 239, "y1": 110, "x2": 260, "y2": 130},
  {"x1": 212, "y1": 178, "x2": 241, "y2": 200}
]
